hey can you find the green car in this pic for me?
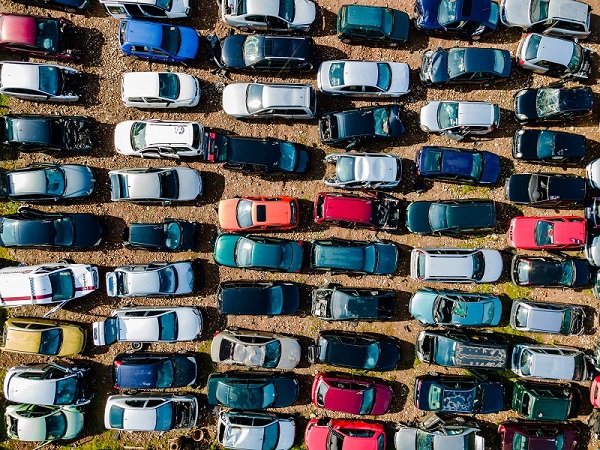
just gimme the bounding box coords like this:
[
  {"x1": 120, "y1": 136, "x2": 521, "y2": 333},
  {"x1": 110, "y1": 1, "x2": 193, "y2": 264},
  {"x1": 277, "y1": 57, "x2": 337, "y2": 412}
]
[
  {"x1": 405, "y1": 200, "x2": 496, "y2": 236},
  {"x1": 337, "y1": 5, "x2": 410, "y2": 46},
  {"x1": 512, "y1": 380, "x2": 579, "y2": 421}
]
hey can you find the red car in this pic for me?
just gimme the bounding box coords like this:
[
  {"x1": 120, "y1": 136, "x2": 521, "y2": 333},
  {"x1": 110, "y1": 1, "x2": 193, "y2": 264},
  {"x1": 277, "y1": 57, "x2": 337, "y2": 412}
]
[
  {"x1": 305, "y1": 419, "x2": 385, "y2": 450},
  {"x1": 498, "y1": 421, "x2": 579, "y2": 450},
  {"x1": 218, "y1": 196, "x2": 298, "y2": 231},
  {"x1": 507, "y1": 216, "x2": 586, "y2": 250},
  {"x1": 311, "y1": 372, "x2": 393, "y2": 415},
  {"x1": 314, "y1": 192, "x2": 402, "y2": 231},
  {"x1": 0, "y1": 14, "x2": 80, "y2": 60},
  {"x1": 591, "y1": 375, "x2": 600, "y2": 407}
]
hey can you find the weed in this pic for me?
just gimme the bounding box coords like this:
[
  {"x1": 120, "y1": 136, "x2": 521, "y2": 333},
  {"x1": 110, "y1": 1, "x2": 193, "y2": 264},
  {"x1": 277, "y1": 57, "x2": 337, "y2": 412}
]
[
  {"x1": 60, "y1": 432, "x2": 121, "y2": 450},
  {"x1": 496, "y1": 282, "x2": 530, "y2": 299}
]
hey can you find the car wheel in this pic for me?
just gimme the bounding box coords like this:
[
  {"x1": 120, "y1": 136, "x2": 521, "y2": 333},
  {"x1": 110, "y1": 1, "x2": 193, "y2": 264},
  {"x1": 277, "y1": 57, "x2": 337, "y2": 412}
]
[
  {"x1": 238, "y1": 26, "x2": 250, "y2": 32},
  {"x1": 471, "y1": 35, "x2": 481, "y2": 40},
  {"x1": 131, "y1": 342, "x2": 144, "y2": 351},
  {"x1": 341, "y1": 38, "x2": 351, "y2": 44}
]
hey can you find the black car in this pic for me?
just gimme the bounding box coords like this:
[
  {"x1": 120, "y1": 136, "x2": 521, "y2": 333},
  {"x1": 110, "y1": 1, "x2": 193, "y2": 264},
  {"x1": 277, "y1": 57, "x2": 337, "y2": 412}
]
[
  {"x1": 0, "y1": 206, "x2": 102, "y2": 249},
  {"x1": 505, "y1": 173, "x2": 586, "y2": 207},
  {"x1": 319, "y1": 104, "x2": 405, "y2": 149},
  {"x1": 420, "y1": 47, "x2": 511, "y2": 86},
  {"x1": 1, "y1": 114, "x2": 93, "y2": 153},
  {"x1": 512, "y1": 129, "x2": 586, "y2": 164},
  {"x1": 122, "y1": 220, "x2": 196, "y2": 251},
  {"x1": 511, "y1": 255, "x2": 590, "y2": 288},
  {"x1": 113, "y1": 352, "x2": 198, "y2": 389},
  {"x1": 514, "y1": 86, "x2": 593, "y2": 124},
  {"x1": 414, "y1": 375, "x2": 504, "y2": 414},
  {"x1": 217, "y1": 281, "x2": 299, "y2": 315},
  {"x1": 307, "y1": 330, "x2": 401, "y2": 371},
  {"x1": 311, "y1": 285, "x2": 395, "y2": 321},
  {"x1": 11, "y1": 0, "x2": 90, "y2": 13},
  {"x1": 209, "y1": 34, "x2": 315, "y2": 72}
]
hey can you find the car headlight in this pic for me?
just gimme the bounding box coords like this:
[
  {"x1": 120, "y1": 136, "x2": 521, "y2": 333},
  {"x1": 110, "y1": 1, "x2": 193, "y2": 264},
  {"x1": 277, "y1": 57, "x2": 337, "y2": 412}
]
[
  {"x1": 421, "y1": 125, "x2": 430, "y2": 132},
  {"x1": 516, "y1": 114, "x2": 528, "y2": 121}
]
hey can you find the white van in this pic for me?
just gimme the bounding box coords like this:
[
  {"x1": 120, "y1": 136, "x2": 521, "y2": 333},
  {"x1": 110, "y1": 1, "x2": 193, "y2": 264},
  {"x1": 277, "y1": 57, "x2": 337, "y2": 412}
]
[
  {"x1": 100, "y1": 0, "x2": 191, "y2": 19},
  {"x1": 0, "y1": 263, "x2": 99, "y2": 307}
]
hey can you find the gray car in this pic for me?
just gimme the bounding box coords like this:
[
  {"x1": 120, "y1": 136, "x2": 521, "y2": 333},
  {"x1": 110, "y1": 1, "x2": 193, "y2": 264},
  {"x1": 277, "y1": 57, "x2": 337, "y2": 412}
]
[
  {"x1": 511, "y1": 344, "x2": 591, "y2": 381},
  {"x1": 420, "y1": 101, "x2": 500, "y2": 141},
  {"x1": 323, "y1": 153, "x2": 402, "y2": 190},
  {"x1": 410, "y1": 248, "x2": 504, "y2": 283},
  {"x1": 217, "y1": 410, "x2": 296, "y2": 450},
  {"x1": 510, "y1": 299, "x2": 585, "y2": 336},
  {"x1": 394, "y1": 423, "x2": 485, "y2": 450}
]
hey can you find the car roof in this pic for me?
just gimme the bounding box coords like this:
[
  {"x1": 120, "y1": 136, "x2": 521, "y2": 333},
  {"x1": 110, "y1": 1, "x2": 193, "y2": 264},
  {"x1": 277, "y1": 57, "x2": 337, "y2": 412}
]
[
  {"x1": 520, "y1": 302, "x2": 565, "y2": 332},
  {"x1": 342, "y1": 4, "x2": 387, "y2": 28},
  {"x1": 0, "y1": 62, "x2": 40, "y2": 90},
  {"x1": 527, "y1": 349, "x2": 578, "y2": 378},
  {"x1": 320, "y1": 194, "x2": 372, "y2": 223},
  {"x1": 423, "y1": 251, "x2": 475, "y2": 278},
  {"x1": 124, "y1": 19, "x2": 164, "y2": 47},
  {"x1": 456, "y1": 102, "x2": 495, "y2": 126},
  {"x1": 245, "y1": 0, "x2": 280, "y2": 17},
  {"x1": 262, "y1": 84, "x2": 311, "y2": 108},
  {"x1": 532, "y1": 34, "x2": 576, "y2": 67},
  {"x1": 548, "y1": 0, "x2": 589, "y2": 23},
  {"x1": 0, "y1": 14, "x2": 38, "y2": 47},
  {"x1": 227, "y1": 138, "x2": 281, "y2": 166}
]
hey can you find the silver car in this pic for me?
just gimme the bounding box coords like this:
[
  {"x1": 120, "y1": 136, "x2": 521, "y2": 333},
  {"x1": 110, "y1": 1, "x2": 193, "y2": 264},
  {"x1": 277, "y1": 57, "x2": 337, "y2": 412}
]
[
  {"x1": 218, "y1": 410, "x2": 296, "y2": 450},
  {"x1": 323, "y1": 153, "x2": 402, "y2": 190},
  {"x1": 394, "y1": 423, "x2": 485, "y2": 450},
  {"x1": 511, "y1": 344, "x2": 590, "y2": 381},
  {"x1": 410, "y1": 248, "x2": 504, "y2": 283},
  {"x1": 510, "y1": 299, "x2": 585, "y2": 335},
  {"x1": 221, "y1": 0, "x2": 316, "y2": 31},
  {"x1": 0, "y1": 61, "x2": 80, "y2": 102},
  {"x1": 420, "y1": 101, "x2": 500, "y2": 140}
]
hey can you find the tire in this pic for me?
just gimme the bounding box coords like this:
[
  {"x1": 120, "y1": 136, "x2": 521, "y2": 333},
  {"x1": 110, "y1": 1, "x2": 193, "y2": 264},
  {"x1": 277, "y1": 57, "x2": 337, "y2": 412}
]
[
  {"x1": 341, "y1": 38, "x2": 351, "y2": 44},
  {"x1": 131, "y1": 342, "x2": 143, "y2": 351},
  {"x1": 238, "y1": 27, "x2": 250, "y2": 32}
]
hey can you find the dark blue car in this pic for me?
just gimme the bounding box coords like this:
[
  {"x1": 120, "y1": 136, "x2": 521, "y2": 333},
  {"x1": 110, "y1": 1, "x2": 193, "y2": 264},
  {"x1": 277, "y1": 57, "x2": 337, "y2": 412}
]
[
  {"x1": 415, "y1": 146, "x2": 500, "y2": 184},
  {"x1": 414, "y1": 0, "x2": 498, "y2": 38},
  {"x1": 113, "y1": 353, "x2": 198, "y2": 389},
  {"x1": 118, "y1": 19, "x2": 199, "y2": 64}
]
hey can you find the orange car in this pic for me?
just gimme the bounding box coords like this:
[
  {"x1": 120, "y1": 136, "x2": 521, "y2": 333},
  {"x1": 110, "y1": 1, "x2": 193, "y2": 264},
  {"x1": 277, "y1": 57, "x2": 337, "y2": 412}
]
[{"x1": 218, "y1": 196, "x2": 299, "y2": 231}]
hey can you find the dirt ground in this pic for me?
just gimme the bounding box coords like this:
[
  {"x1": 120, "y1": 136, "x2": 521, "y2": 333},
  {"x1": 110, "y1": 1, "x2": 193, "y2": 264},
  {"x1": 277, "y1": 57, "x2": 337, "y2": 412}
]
[{"x1": 2, "y1": 0, "x2": 600, "y2": 448}]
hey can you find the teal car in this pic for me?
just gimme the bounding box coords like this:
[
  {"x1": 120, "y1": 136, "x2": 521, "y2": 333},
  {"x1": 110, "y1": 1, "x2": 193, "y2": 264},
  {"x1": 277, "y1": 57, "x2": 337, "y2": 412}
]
[
  {"x1": 213, "y1": 234, "x2": 303, "y2": 273},
  {"x1": 337, "y1": 5, "x2": 410, "y2": 45},
  {"x1": 309, "y1": 238, "x2": 398, "y2": 275},
  {"x1": 409, "y1": 288, "x2": 502, "y2": 327},
  {"x1": 405, "y1": 200, "x2": 496, "y2": 235}
]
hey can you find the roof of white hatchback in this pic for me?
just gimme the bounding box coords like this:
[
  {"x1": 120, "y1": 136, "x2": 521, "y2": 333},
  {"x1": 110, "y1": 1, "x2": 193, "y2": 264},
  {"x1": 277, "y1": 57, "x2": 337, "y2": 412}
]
[
  {"x1": 263, "y1": 84, "x2": 310, "y2": 108},
  {"x1": 1, "y1": 63, "x2": 38, "y2": 90},
  {"x1": 548, "y1": 0, "x2": 589, "y2": 23},
  {"x1": 425, "y1": 252, "x2": 474, "y2": 279},
  {"x1": 246, "y1": 0, "x2": 280, "y2": 17},
  {"x1": 457, "y1": 102, "x2": 495, "y2": 127},
  {"x1": 532, "y1": 35, "x2": 575, "y2": 66}
]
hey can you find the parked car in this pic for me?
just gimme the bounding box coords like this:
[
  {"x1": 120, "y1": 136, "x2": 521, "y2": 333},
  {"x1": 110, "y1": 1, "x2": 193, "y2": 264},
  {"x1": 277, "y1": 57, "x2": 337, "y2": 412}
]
[
  {"x1": 222, "y1": 83, "x2": 316, "y2": 119},
  {"x1": 311, "y1": 372, "x2": 393, "y2": 415},
  {"x1": 0, "y1": 207, "x2": 102, "y2": 249},
  {"x1": 122, "y1": 220, "x2": 197, "y2": 251},
  {"x1": 510, "y1": 299, "x2": 585, "y2": 336},
  {"x1": 420, "y1": 47, "x2": 511, "y2": 85},
  {"x1": 512, "y1": 129, "x2": 586, "y2": 164},
  {"x1": 305, "y1": 419, "x2": 385, "y2": 450},
  {"x1": 585, "y1": 234, "x2": 600, "y2": 267},
  {"x1": 395, "y1": 423, "x2": 485, "y2": 450},
  {"x1": 213, "y1": 234, "x2": 303, "y2": 273},
  {"x1": 104, "y1": 394, "x2": 197, "y2": 431},
  {"x1": 506, "y1": 215, "x2": 586, "y2": 250},
  {"x1": 514, "y1": 86, "x2": 593, "y2": 123},
  {"x1": 4, "y1": 362, "x2": 91, "y2": 406},
  {"x1": 211, "y1": 329, "x2": 301, "y2": 369},
  {"x1": 505, "y1": 173, "x2": 586, "y2": 207},
  {"x1": 590, "y1": 375, "x2": 600, "y2": 407},
  {"x1": 511, "y1": 255, "x2": 590, "y2": 288},
  {"x1": 121, "y1": 72, "x2": 200, "y2": 108},
  {"x1": 498, "y1": 421, "x2": 580, "y2": 450},
  {"x1": 500, "y1": 0, "x2": 591, "y2": 37},
  {"x1": 410, "y1": 248, "x2": 503, "y2": 283},
  {"x1": 409, "y1": 289, "x2": 502, "y2": 327},
  {"x1": 414, "y1": 0, "x2": 499, "y2": 38},
  {"x1": 100, "y1": 0, "x2": 190, "y2": 18},
  {"x1": 586, "y1": 159, "x2": 600, "y2": 189},
  {"x1": 416, "y1": 330, "x2": 510, "y2": 369},
  {"x1": 221, "y1": 0, "x2": 315, "y2": 31},
  {"x1": 217, "y1": 410, "x2": 296, "y2": 450},
  {"x1": 218, "y1": 196, "x2": 298, "y2": 231},
  {"x1": 1, "y1": 317, "x2": 86, "y2": 357},
  {"x1": 511, "y1": 344, "x2": 591, "y2": 381},
  {"x1": 307, "y1": 330, "x2": 401, "y2": 371},
  {"x1": 118, "y1": 19, "x2": 199, "y2": 63},
  {"x1": 512, "y1": 380, "x2": 579, "y2": 421},
  {"x1": 309, "y1": 239, "x2": 399, "y2": 275},
  {"x1": 114, "y1": 120, "x2": 203, "y2": 158},
  {"x1": 314, "y1": 192, "x2": 403, "y2": 231},
  {"x1": 516, "y1": 33, "x2": 592, "y2": 78},
  {"x1": 323, "y1": 153, "x2": 402, "y2": 190},
  {"x1": 109, "y1": 167, "x2": 203, "y2": 204},
  {"x1": 312, "y1": 285, "x2": 395, "y2": 321},
  {"x1": 92, "y1": 306, "x2": 203, "y2": 346},
  {"x1": 209, "y1": 34, "x2": 315, "y2": 72},
  {"x1": 13, "y1": 0, "x2": 90, "y2": 13},
  {"x1": 105, "y1": 261, "x2": 196, "y2": 298},
  {"x1": 414, "y1": 375, "x2": 504, "y2": 413},
  {"x1": 217, "y1": 281, "x2": 299, "y2": 315},
  {"x1": 5, "y1": 404, "x2": 83, "y2": 442},
  {"x1": 415, "y1": 146, "x2": 500, "y2": 184},
  {"x1": 336, "y1": 4, "x2": 410, "y2": 45},
  {"x1": 317, "y1": 60, "x2": 410, "y2": 97},
  {"x1": 420, "y1": 101, "x2": 500, "y2": 140},
  {"x1": 405, "y1": 200, "x2": 496, "y2": 235},
  {"x1": 112, "y1": 353, "x2": 198, "y2": 389},
  {"x1": 0, "y1": 61, "x2": 81, "y2": 102},
  {"x1": 0, "y1": 14, "x2": 80, "y2": 60},
  {"x1": 206, "y1": 371, "x2": 299, "y2": 409}
]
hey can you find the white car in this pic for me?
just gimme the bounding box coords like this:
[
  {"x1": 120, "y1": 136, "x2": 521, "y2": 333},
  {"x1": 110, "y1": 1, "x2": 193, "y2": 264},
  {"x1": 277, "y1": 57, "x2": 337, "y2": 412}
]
[
  {"x1": 211, "y1": 329, "x2": 301, "y2": 369},
  {"x1": 420, "y1": 101, "x2": 500, "y2": 140},
  {"x1": 92, "y1": 306, "x2": 203, "y2": 345},
  {"x1": 222, "y1": 82, "x2": 316, "y2": 119},
  {"x1": 323, "y1": 153, "x2": 402, "y2": 190},
  {"x1": 0, "y1": 61, "x2": 81, "y2": 102},
  {"x1": 105, "y1": 261, "x2": 195, "y2": 298},
  {"x1": 114, "y1": 120, "x2": 204, "y2": 157},
  {"x1": 410, "y1": 248, "x2": 504, "y2": 283},
  {"x1": 394, "y1": 424, "x2": 485, "y2": 450},
  {"x1": 500, "y1": 0, "x2": 591, "y2": 37},
  {"x1": 586, "y1": 158, "x2": 600, "y2": 189},
  {"x1": 221, "y1": 0, "x2": 316, "y2": 31},
  {"x1": 109, "y1": 167, "x2": 203, "y2": 203},
  {"x1": 585, "y1": 235, "x2": 600, "y2": 266},
  {"x1": 104, "y1": 394, "x2": 198, "y2": 431},
  {"x1": 5, "y1": 404, "x2": 84, "y2": 442},
  {"x1": 4, "y1": 363, "x2": 91, "y2": 406},
  {"x1": 121, "y1": 72, "x2": 200, "y2": 108},
  {"x1": 100, "y1": 0, "x2": 191, "y2": 18},
  {"x1": 317, "y1": 60, "x2": 410, "y2": 97},
  {"x1": 218, "y1": 410, "x2": 296, "y2": 450}
]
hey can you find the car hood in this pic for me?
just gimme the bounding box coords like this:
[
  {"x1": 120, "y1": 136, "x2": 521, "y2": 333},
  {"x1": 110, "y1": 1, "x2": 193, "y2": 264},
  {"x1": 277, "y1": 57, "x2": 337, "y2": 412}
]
[
  {"x1": 500, "y1": 0, "x2": 531, "y2": 26},
  {"x1": 177, "y1": 26, "x2": 200, "y2": 59},
  {"x1": 409, "y1": 291, "x2": 437, "y2": 324},
  {"x1": 113, "y1": 121, "x2": 136, "y2": 154},
  {"x1": 586, "y1": 235, "x2": 600, "y2": 266},
  {"x1": 480, "y1": 249, "x2": 503, "y2": 282},
  {"x1": 571, "y1": 259, "x2": 590, "y2": 287},
  {"x1": 175, "y1": 308, "x2": 202, "y2": 340},
  {"x1": 506, "y1": 174, "x2": 533, "y2": 203},
  {"x1": 292, "y1": 0, "x2": 317, "y2": 26},
  {"x1": 61, "y1": 165, "x2": 95, "y2": 198},
  {"x1": 481, "y1": 151, "x2": 500, "y2": 183},
  {"x1": 394, "y1": 428, "x2": 417, "y2": 450},
  {"x1": 71, "y1": 214, "x2": 103, "y2": 247},
  {"x1": 214, "y1": 234, "x2": 240, "y2": 267},
  {"x1": 587, "y1": 159, "x2": 600, "y2": 188},
  {"x1": 220, "y1": 35, "x2": 246, "y2": 68},
  {"x1": 420, "y1": 102, "x2": 441, "y2": 131},
  {"x1": 421, "y1": 49, "x2": 449, "y2": 84},
  {"x1": 514, "y1": 89, "x2": 539, "y2": 119},
  {"x1": 374, "y1": 339, "x2": 400, "y2": 370},
  {"x1": 278, "y1": 337, "x2": 302, "y2": 369},
  {"x1": 480, "y1": 382, "x2": 504, "y2": 413},
  {"x1": 406, "y1": 201, "x2": 434, "y2": 234},
  {"x1": 174, "y1": 168, "x2": 203, "y2": 200},
  {"x1": 222, "y1": 83, "x2": 250, "y2": 116}
]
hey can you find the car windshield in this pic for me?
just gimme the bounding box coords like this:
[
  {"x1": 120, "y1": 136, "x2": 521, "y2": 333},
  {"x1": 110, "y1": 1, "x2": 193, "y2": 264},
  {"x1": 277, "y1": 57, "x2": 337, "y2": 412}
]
[
  {"x1": 54, "y1": 377, "x2": 78, "y2": 405},
  {"x1": 158, "y1": 170, "x2": 179, "y2": 199},
  {"x1": 158, "y1": 73, "x2": 180, "y2": 100},
  {"x1": 429, "y1": 204, "x2": 448, "y2": 231},
  {"x1": 164, "y1": 222, "x2": 182, "y2": 250},
  {"x1": 519, "y1": 349, "x2": 534, "y2": 376},
  {"x1": 155, "y1": 403, "x2": 174, "y2": 431},
  {"x1": 416, "y1": 430, "x2": 434, "y2": 450},
  {"x1": 156, "y1": 0, "x2": 173, "y2": 9},
  {"x1": 529, "y1": 0, "x2": 549, "y2": 22},
  {"x1": 559, "y1": 260, "x2": 574, "y2": 285},
  {"x1": 329, "y1": 63, "x2": 345, "y2": 87},
  {"x1": 471, "y1": 153, "x2": 483, "y2": 179},
  {"x1": 525, "y1": 34, "x2": 541, "y2": 61},
  {"x1": 359, "y1": 388, "x2": 375, "y2": 414},
  {"x1": 515, "y1": 304, "x2": 529, "y2": 327},
  {"x1": 427, "y1": 384, "x2": 443, "y2": 410},
  {"x1": 537, "y1": 131, "x2": 556, "y2": 158},
  {"x1": 448, "y1": 48, "x2": 467, "y2": 75},
  {"x1": 236, "y1": 200, "x2": 254, "y2": 228},
  {"x1": 364, "y1": 342, "x2": 380, "y2": 369},
  {"x1": 235, "y1": 237, "x2": 255, "y2": 267},
  {"x1": 243, "y1": 35, "x2": 262, "y2": 66},
  {"x1": 336, "y1": 156, "x2": 355, "y2": 182},
  {"x1": 279, "y1": 0, "x2": 295, "y2": 22},
  {"x1": 158, "y1": 266, "x2": 178, "y2": 293},
  {"x1": 131, "y1": 122, "x2": 147, "y2": 150},
  {"x1": 263, "y1": 340, "x2": 282, "y2": 368},
  {"x1": 373, "y1": 107, "x2": 390, "y2": 137},
  {"x1": 568, "y1": 43, "x2": 583, "y2": 72},
  {"x1": 54, "y1": 217, "x2": 74, "y2": 246},
  {"x1": 472, "y1": 251, "x2": 485, "y2": 280},
  {"x1": 263, "y1": 422, "x2": 280, "y2": 450},
  {"x1": 158, "y1": 312, "x2": 178, "y2": 341},
  {"x1": 438, "y1": 102, "x2": 459, "y2": 129},
  {"x1": 327, "y1": 429, "x2": 345, "y2": 450},
  {"x1": 44, "y1": 167, "x2": 66, "y2": 196},
  {"x1": 155, "y1": 360, "x2": 175, "y2": 388},
  {"x1": 535, "y1": 89, "x2": 560, "y2": 117},
  {"x1": 438, "y1": 0, "x2": 458, "y2": 25},
  {"x1": 316, "y1": 381, "x2": 328, "y2": 406},
  {"x1": 433, "y1": 336, "x2": 456, "y2": 366},
  {"x1": 279, "y1": 142, "x2": 298, "y2": 172},
  {"x1": 534, "y1": 220, "x2": 554, "y2": 246},
  {"x1": 376, "y1": 63, "x2": 392, "y2": 91},
  {"x1": 39, "y1": 328, "x2": 62, "y2": 355},
  {"x1": 381, "y1": 8, "x2": 394, "y2": 34},
  {"x1": 39, "y1": 66, "x2": 61, "y2": 96},
  {"x1": 45, "y1": 412, "x2": 67, "y2": 440},
  {"x1": 513, "y1": 433, "x2": 529, "y2": 450},
  {"x1": 48, "y1": 269, "x2": 75, "y2": 302},
  {"x1": 160, "y1": 25, "x2": 181, "y2": 55},
  {"x1": 246, "y1": 84, "x2": 264, "y2": 113},
  {"x1": 267, "y1": 286, "x2": 284, "y2": 315},
  {"x1": 35, "y1": 19, "x2": 59, "y2": 52}
]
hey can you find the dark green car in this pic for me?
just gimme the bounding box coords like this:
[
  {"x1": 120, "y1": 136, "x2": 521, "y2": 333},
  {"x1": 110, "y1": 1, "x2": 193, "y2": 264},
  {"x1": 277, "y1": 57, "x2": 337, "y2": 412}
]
[
  {"x1": 337, "y1": 5, "x2": 410, "y2": 46},
  {"x1": 512, "y1": 380, "x2": 579, "y2": 421},
  {"x1": 405, "y1": 200, "x2": 496, "y2": 235}
]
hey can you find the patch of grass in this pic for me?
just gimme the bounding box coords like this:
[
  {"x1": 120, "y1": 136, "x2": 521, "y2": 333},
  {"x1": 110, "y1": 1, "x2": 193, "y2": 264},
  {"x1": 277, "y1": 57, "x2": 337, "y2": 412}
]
[
  {"x1": 61, "y1": 433, "x2": 121, "y2": 450},
  {"x1": 0, "y1": 95, "x2": 8, "y2": 107},
  {"x1": 290, "y1": 444, "x2": 307, "y2": 450},
  {"x1": 496, "y1": 282, "x2": 530, "y2": 299}
]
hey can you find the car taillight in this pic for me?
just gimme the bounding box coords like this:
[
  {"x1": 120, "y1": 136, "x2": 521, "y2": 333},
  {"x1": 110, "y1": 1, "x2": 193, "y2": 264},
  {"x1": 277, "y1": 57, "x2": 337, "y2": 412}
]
[
  {"x1": 298, "y1": 241, "x2": 303, "y2": 246},
  {"x1": 518, "y1": 58, "x2": 525, "y2": 65},
  {"x1": 210, "y1": 132, "x2": 216, "y2": 139},
  {"x1": 214, "y1": 330, "x2": 221, "y2": 337},
  {"x1": 208, "y1": 154, "x2": 214, "y2": 161},
  {"x1": 114, "y1": 384, "x2": 119, "y2": 389},
  {"x1": 498, "y1": 425, "x2": 505, "y2": 433},
  {"x1": 114, "y1": 360, "x2": 122, "y2": 366}
]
